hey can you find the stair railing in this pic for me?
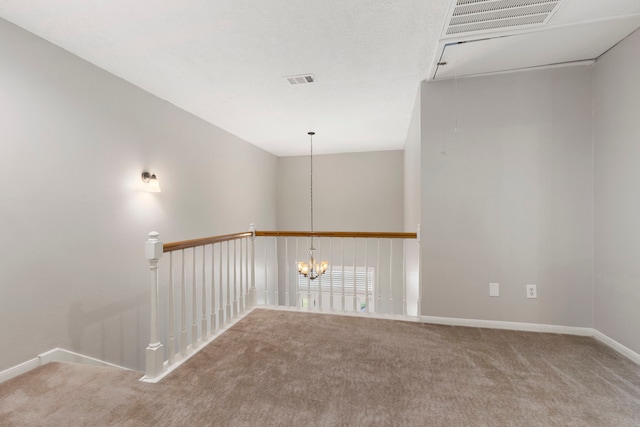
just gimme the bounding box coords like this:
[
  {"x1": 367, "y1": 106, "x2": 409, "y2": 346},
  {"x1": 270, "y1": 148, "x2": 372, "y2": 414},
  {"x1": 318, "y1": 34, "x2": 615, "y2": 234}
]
[
  {"x1": 143, "y1": 224, "x2": 420, "y2": 381},
  {"x1": 142, "y1": 226, "x2": 256, "y2": 382},
  {"x1": 253, "y1": 230, "x2": 420, "y2": 318}
]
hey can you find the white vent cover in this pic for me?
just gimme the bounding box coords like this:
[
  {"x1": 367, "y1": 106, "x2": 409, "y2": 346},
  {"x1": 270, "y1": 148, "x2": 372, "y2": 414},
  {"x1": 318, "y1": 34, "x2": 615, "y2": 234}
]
[
  {"x1": 285, "y1": 74, "x2": 317, "y2": 85},
  {"x1": 445, "y1": 0, "x2": 562, "y2": 36}
]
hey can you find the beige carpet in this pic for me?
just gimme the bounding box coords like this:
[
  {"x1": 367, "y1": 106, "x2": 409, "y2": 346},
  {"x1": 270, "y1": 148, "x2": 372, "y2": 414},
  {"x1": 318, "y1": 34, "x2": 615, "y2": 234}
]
[{"x1": 1, "y1": 309, "x2": 640, "y2": 426}]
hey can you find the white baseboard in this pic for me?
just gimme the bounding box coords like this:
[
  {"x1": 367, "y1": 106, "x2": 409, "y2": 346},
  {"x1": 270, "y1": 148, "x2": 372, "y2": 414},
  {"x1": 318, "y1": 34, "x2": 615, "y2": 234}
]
[
  {"x1": 592, "y1": 330, "x2": 640, "y2": 366},
  {"x1": 38, "y1": 348, "x2": 131, "y2": 371},
  {"x1": 419, "y1": 315, "x2": 594, "y2": 336},
  {"x1": 257, "y1": 304, "x2": 418, "y2": 323},
  {"x1": 0, "y1": 357, "x2": 41, "y2": 384},
  {"x1": 0, "y1": 348, "x2": 130, "y2": 384},
  {"x1": 264, "y1": 308, "x2": 640, "y2": 365}
]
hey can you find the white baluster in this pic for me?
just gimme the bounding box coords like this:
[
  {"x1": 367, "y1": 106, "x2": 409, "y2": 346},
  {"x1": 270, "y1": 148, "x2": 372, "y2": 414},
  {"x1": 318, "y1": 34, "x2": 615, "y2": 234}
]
[
  {"x1": 353, "y1": 238, "x2": 357, "y2": 313},
  {"x1": 317, "y1": 238, "x2": 323, "y2": 312},
  {"x1": 364, "y1": 239, "x2": 369, "y2": 314},
  {"x1": 145, "y1": 231, "x2": 165, "y2": 379},
  {"x1": 417, "y1": 224, "x2": 422, "y2": 319},
  {"x1": 274, "y1": 237, "x2": 279, "y2": 306},
  {"x1": 226, "y1": 241, "x2": 231, "y2": 320},
  {"x1": 341, "y1": 239, "x2": 345, "y2": 312},
  {"x1": 402, "y1": 238, "x2": 407, "y2": 317},
  {"x1": 192, "y1": 247, "x2": 198, "y2": 348},
  {"x1": 239, "y1": 237, "x2": 246, "y2": 312},
  {"x1": 219, "y1": 240, "x2": 224, "y2": 324},
  {"x1": 389, "y1": 239, "x2": 394, "y2": 315},
  {"x1": 244, "y1": 237, "x2": 249, "y2": 309},
  {"x1": 285, "y1": 238, "x2": 290, "y2": 307},
  {"x1": 180, "y1": 249, "x2": 187, "y2": 354},
  {"x1": 168, "y1": 252, "x2": 175, "y2": 365},
  {"x1": 376, "y1": 239, "x2": 381, "y2": 315},
  {"x1": 307, "y1": 237, "x2": 311, "y2": 310},
  {"x1": 295, "y1": 238, "x2": 300, "y2": 309},
  {"x1": 211, "y1": 243, "x2": 217, "y2": 331},
  {"x1": 264, "y1": 237, "x2": 269, "y2": 305},
  {"x1": 234, "y1": 239, "x2": 239, "y2": 315},
  {"x1": 329, "y1": 239, "x2": 334, "y2": 311},
  {"x1": 201, "y1": 245, "x2": 207, "y2": 340}
]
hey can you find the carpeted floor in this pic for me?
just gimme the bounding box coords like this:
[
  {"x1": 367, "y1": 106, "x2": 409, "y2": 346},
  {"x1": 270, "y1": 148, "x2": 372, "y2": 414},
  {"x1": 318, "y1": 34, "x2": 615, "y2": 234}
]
[{"x1": 1, "y1": 309, "x2": 640, "y2": 426}]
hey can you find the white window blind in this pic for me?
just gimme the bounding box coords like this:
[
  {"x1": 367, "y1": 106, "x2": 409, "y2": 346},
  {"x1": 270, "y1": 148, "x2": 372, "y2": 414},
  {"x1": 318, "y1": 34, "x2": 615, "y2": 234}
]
[{"x1": 298, "y1": 265, "x2": 374, "y2": 295}]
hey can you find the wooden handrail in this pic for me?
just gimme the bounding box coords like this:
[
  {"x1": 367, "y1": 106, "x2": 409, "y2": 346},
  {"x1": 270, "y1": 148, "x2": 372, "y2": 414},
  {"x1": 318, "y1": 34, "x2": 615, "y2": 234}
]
[
  {"x1": 163, "y1": 230, "x2": 418, "y2": 252},
  {"x1": 255, "y1": 231, "x2": 417, "y2": 239},
  {"x1": 163, "y1": 232, "x2": 253, "y2": 253}
]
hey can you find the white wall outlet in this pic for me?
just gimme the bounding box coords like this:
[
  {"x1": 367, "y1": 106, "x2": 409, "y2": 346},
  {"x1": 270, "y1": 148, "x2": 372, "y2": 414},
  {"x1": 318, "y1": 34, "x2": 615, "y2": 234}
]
[
  {"x1": 490, "y1": 283, "x2": 499, "y2": 297},
  {"x1": 526, "y1": 284, "x2": 537, "y2": 299}
]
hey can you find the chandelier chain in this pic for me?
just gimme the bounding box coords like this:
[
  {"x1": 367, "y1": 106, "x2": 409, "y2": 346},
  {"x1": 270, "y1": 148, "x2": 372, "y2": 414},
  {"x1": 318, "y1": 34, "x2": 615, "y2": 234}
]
[{"x1": 297, "y1": 131, "x2": 327, "y2": 281}]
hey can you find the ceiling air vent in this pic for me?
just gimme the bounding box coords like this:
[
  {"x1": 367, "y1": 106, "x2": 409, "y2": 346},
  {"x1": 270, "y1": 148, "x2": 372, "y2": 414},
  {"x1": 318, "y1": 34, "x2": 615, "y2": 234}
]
[
  {"x1": 445, "y1": 0, "x2": 562, "y2": 36},
  {"x1": 285, "y1": 74, "x2": 317, "y2": 85}
]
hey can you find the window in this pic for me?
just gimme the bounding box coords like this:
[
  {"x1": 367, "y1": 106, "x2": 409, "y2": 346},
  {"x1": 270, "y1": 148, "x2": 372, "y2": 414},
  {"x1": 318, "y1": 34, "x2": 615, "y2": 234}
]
[{"x1": 298, "y1": 265, "x2": 375, "y2": 312}]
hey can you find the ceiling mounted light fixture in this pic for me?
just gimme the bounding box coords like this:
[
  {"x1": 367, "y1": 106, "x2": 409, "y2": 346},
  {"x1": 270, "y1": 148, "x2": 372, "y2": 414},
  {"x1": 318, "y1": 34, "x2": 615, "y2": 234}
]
[
  {"x1": 298, "y1": 131, "x2": 328, "y2": 280},
  {"x1": 141, "y1": 171, "x2": 161, "y2": 193}
]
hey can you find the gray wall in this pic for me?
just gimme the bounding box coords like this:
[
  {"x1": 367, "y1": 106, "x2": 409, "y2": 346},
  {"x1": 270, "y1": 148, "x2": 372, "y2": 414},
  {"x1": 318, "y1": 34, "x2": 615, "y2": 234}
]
[
  {"x1": 276, "y1": 150, "x2": 405, "y2": 315},
  {"x1": 0, "y1": 18, "x2": 277, "y2": 372},
  {"x1": 277, "y1": 151, "x2": 404, "y2": 232},
  {"x1": 403, "y1": 89, "x2": 422, "y2": 315},
  {"x1": 593, "y1": 29, "x2": 640, "y2": 353},
  {"x1": 420, "y1": 67, "x2": 594, "y2": 327},
  {"x1": 404, "y1": 89, "x2": 421, "y2": 233}
]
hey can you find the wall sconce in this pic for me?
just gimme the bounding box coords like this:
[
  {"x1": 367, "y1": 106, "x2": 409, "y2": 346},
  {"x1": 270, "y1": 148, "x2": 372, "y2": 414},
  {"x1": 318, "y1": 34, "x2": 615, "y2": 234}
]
[{"x1": 141, "y1": 171, "x2": 161, "y2": 193}]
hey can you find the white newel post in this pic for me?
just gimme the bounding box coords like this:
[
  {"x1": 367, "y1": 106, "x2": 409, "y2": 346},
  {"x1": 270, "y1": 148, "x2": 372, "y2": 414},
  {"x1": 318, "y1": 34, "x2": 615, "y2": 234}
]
[
  {"x1": 249, "y1": 223, "x2": 256, "y2": 307},
  {"x1": 145, "y1": 231, "x2": 165, "y2": 379}
]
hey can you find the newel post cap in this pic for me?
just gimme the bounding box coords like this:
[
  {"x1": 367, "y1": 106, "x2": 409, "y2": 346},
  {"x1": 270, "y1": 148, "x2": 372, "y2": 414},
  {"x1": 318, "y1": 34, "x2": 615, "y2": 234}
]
[{"x1": 145, "y1": 231, "x2": 163, "y2": 260}]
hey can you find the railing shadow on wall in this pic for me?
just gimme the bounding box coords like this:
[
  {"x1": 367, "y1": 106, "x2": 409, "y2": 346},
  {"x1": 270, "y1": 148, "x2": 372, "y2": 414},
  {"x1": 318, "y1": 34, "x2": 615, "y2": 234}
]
[
  {"x1": 142, "y1": 224, "x2": 420, "y2": 382},
  {"x1": 67, "y1": 293, "x2": 148, "y2": 371}
]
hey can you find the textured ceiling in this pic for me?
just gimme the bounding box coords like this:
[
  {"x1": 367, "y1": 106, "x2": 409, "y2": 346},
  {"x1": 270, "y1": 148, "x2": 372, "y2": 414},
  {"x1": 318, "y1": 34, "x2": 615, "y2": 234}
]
[
  {"x1": 0, "y1": 0, "x2": 450, "y2": 156},
  {"x1": 0, "y1": 0, "x2": 639, "y2": 156}
]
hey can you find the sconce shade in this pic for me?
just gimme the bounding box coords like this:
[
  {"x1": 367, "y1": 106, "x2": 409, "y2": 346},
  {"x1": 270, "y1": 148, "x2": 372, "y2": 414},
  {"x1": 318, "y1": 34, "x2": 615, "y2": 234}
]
[{"x1": 141, "y1": 171, "x2": 161, "y2": 193}]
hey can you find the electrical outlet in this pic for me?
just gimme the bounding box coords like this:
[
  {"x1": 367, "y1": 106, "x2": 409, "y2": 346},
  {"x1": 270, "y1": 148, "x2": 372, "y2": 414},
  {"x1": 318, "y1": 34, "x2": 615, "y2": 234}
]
[
  {"x1": 490, "y1": 283, "x2": 499, "y2": 297},
  {"x1": 526, "y1": 284, "x2": 537, "y2": 299}
]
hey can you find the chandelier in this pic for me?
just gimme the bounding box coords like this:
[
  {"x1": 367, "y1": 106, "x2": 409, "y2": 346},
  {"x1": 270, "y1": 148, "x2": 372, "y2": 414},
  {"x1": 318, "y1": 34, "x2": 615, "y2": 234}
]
[{"x1": 298, "y1": 131, "x2": 328, "y2": 280}]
